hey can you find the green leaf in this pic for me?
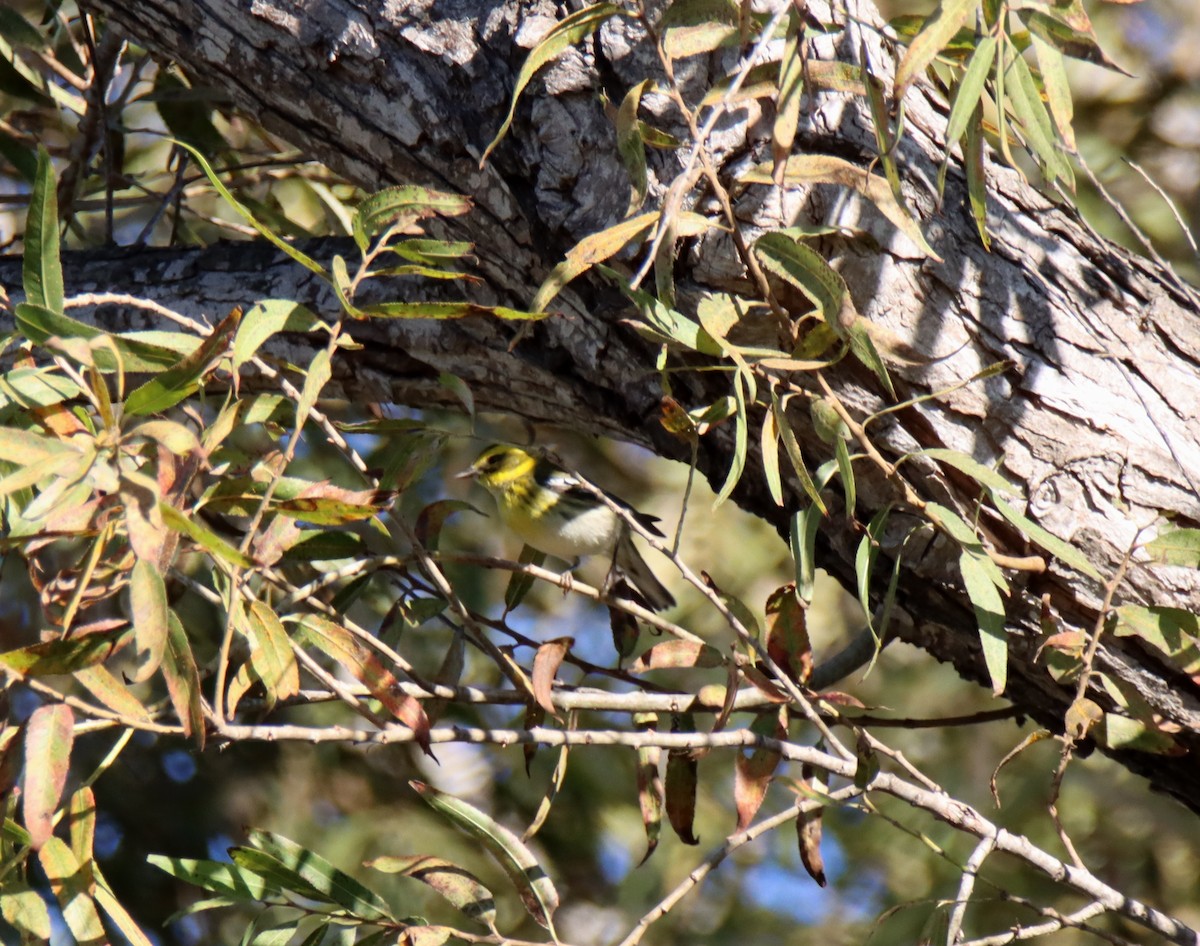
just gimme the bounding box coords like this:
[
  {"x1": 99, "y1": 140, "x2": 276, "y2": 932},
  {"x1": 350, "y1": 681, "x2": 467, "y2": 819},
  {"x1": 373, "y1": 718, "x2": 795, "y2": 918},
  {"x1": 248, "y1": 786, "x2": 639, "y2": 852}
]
[
  {"x1": 412, "y1": 780, "x2": 559, "y2": 933},
  {"x1": 173, "y1": 139, "x2": 327, "y2": 277},
  {"x1": 163, "y1": 610, "x2": 205, "y2": 747},
  {"x1": 754, "y1": 232, "x2": 845, "y2": 323},
  {"x1": 1114, "y1": 605, "x2": 1199, "y2": 669},
  {"x1": 834, "y1": 434, "x2": 855, "y2": 519},
  {"x1": 790, "y1": 506, "x2": 822, "y2": 605},
  {"x1": 481, "y1": 3, "x2": 625, "y2": 164},
  {"x1": 352, "y1": 185, "x2": 472, "y2": 253},
  {"x1": 149, "y1": 855, "x2": 285, "y2": 900},
  {"x1": 1030, "y1": 32, "x2": 1074, "y2": 152},
  {"x1": 1143, "y1": 526, "x2": 1200, "y2": 569},
  {"x1": 246, "y1": 830, "x2": 394, "y2": 921},
  {"x1": 846, "y1": 319, "x2": 894, "y2": 399},
  {"x1": 894, "y1": 0, "x2": 978, "y2": 99},
  {"x1": 0, "y1": 630, "x2": 129, "y2": 677},
  {"x1": 357, "y1": 301, "x2": 548, "y2": 320},
  {"x1": 771, "y1": 12, "x2": 805, "y2": 182},
  {"x1": 232, "y1": 300, "x2": 322, "y2": 372},
  {"x1": 990, "y1": 493, "x2": 1101, "y2": 580},
  {"x1": 760, "y1": 404, "x2": 783, "y2": 506},
  {"x1": 365, "y1": 855, "x2": 496, "y2": 928},
  {"x1": 532, "y1": 212, "x2": 658, "y2": 312},
  {"x1": 945, "y1": 36, "x2": 997, "y2": 148},
  {"x1": 771, "y1": 389, "x2": 826, "y2": 513},
  {"x1": 160, "y1": 502, "x2": 254, "y2": 568},
  {"x1": 15, "y1": 303, "x2": 185, "y2": 373},
  {"x1": 964, "y1": 105, "x2": 991, "y2": 249},
  {"x1": 919, "y1": 447, "x2": 1017, "y2": 495},
  {"x1": 23, "y1": 146, "x2": 63, "y2": 314},
  {"x1": 616, "y1": 80, "x2": 652, "y2": 214},
  {"x1": 959, "y1": 550, "x2": 1007, "y2": 694},
  {"x1": 39, "y1": 837, "x2": 106, "y2": 944},
  {"x1": 1004, "y1": 46, "x2": 1073, "y2": 188},
  {"x1": 1023, "y1": 10, "x2": 1130, "y2": 74},
  {"x1": 713, "y1": 371, "x2": 748, "y2": 508},
  {"x1": 126, "y1": 306, "x2": 243, "y2": 416}
]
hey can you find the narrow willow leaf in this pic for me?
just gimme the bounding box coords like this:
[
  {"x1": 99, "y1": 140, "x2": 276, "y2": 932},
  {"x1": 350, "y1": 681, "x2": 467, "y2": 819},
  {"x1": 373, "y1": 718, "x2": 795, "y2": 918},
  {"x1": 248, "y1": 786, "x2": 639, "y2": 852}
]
[
  {"x1": 894, "y1": 0, "x2": 978, "y2": 98},
  {"x1": 163, "y1": 610, "x2": 205, "y2": 747},
  {"x1": 846, "y1": 320, "x2": 894, "y2": 398},
  {"x1": 245, "y1": 601, "x2": 300, "y2": 704},
  {"x1": 23, "y1": 146, "x2": 63, "y2": 314},
  {"x1": 147, "y1": 855, "x2": 283, "y2": 900},
  {"x1": 504, "y1": 544, "x2": 546, "y2": 614},
  {"x1": 232, "y1": 300, "x2": 322, "y2": 373},
  {"x1": 532, "y1": 211, "x2": 657, "y2": 312},
  {"x1": 734, "y1": 713, "x2": 784, "y2": 830},
  {"x1": 945, "y1": 36, "x2": 997, "y2": 149},
  {"x1": 130, "y1": 559, "x2": 169, "y2": 683},
  {"x1": 960, "y1": 550, "x2": 1008, "y2": 694},
  {"x1": 16, "y1": 303, "x2": 183, "y2": 373},
  {"x1": 352, "y1": 185, "x2": 472, "y2": 252},
  {"x1": 863, "y1": 64, "x2": 903, "y2": 205},
  {"x1": 754, "y1": 232, "x2": 845, "y2": 324},
  {"x1": 125, "y1": 306, "x2": 243, "y2": 416},
  {"x1": 855, "y1": 506, "x2": 891, "y2": 638},
  {"x1": 482, "y1": 3, "x2": 624, "y2": 164},
  {"x1": 635, "y1": 713, "x2": 663, "y2": 866},
  {"x1": 765, "y1": 585, "x2": 812, "y2": 683},
  {"x1": 411, "y1": 780, "x2": 559, "y2": 933},
  {"x1": 39, "y1": 837, "x2": 106, "y2": 944},
  {"x1": 760, "y1": 404, "x2": 783, "y2": 506},
  {"x1": 965, "y1": 106, "x2": 991, "y2": 248},
  {"x1": 1005, "y1": 49, "x2": 1073, "y2": 187},
  {"x1": 247, "y1": 830, "x2": 394, "y2": 921},
  {"x1": 834, "y1": 434, "x2": 855, "y2": 519},
  {"x1": 616, "y1": 79, "x2": 651, "y2": 214},
  {"x1": 1031, "y1": 33, "x2": 1075, "y2": 152},
  {"x1": 174, "y1": 140, "x2": 327, "y2": 276},
  {"x1": 771, "y1": 389, "x2": 826, "y2": 513},
  {"x1": 1023, "y1": 10, "x2": 1131, "y2": 74},
  {"x1": 748, "y1": 158, "x2": 939, "y2": 259},
  {"x1": 160, "y1": 502, "x2": 254, "y2": 568},
  {"x1": 772, "y1": 13, "x2": 805, "y2": 184},
  {"x1": 990, "y1": 493, "x2": 1102, "y2": 580},
  {"x1": 918, "y1": 447, "x2": 1017, "y2": 495},
  {"x1": 713, "y1": 370, "x2": 748, "y2": 508},
  {"x1": 629, "y1": 640, "x2": 725, "y2": 672},
  {"x1": 790, "y1": 506, "x2": 822, "y2": 605},
  {"x1": 0, "y1": 884, "x2": 51, "y2": 939},
  {"x1": 1142, "y1": 526, "x2": 1200, "y2": 568},
  {"x1": 0, "y1": 631, "x2": 129, "y2": 678}
]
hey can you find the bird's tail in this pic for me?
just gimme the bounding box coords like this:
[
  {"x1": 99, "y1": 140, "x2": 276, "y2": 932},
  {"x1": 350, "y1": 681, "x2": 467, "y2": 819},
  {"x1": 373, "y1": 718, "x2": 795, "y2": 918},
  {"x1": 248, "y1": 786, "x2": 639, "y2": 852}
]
[{"x1": 614, "y1": 535, "x2": 675, "y2": 611}]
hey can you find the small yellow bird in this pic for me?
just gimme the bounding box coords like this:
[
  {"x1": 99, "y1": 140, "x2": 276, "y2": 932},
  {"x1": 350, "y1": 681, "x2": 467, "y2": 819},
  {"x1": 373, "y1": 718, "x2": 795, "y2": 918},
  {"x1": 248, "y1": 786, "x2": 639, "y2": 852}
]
[{"x1": 459, "y1": 445, "x2": 675, "y2": 611}]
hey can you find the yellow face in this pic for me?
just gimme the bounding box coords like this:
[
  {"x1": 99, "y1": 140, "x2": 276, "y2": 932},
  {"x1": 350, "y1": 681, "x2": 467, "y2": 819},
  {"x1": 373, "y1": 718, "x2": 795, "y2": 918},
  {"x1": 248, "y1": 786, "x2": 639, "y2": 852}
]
[{"x1": 469, "y1": 445, "x2": 535, "y2": 489}]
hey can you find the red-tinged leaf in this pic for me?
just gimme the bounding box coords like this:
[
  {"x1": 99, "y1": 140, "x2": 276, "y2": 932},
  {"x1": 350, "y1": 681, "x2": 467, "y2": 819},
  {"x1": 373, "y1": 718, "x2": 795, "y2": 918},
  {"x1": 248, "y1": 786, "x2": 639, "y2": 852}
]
[
  {"x1": 397, "y1": 925, "x2": 456, "y2": 946},
  {"x1": 0, "y1": 630, "x2": 130, "y2": 677},
  {"x1": 23, "y1": 703, "x2": 74, "y2": 849},
  {"x1": 634, "y1": 712, "x2": 663, "y2": 866},
  {"x1": 629, "y1": 640, "x2": 725, "y2": 673},
  {"x1": 162, "y1": 610, "x2": 205, "y2": 747},
  {"x1": 71, "y1": 665, "x2": 152, "y2": 722},
  {"x1": 38, "y1": 836, "x2": 106, "y2": 945},
  {"x1": 764, "y1": 584, "x2": 812, "y2": 683},
  {"x1": 817, "y1": 691, "x2": 868, "y2": 710},
  {"x1": 1037, "y1": 631, "x2": 1087, "y2": 660},
  {"x1": 411, "y1": 780, "x2": 560, "y2": 934},
  {"x1": 1064, "y1": 697, "x2": 1104, "y2": 741},
  {"x1": 297, "y1": 617, "x2": 432, "y2": 754},
  {"x1": 532, "y1": 638, "x2": 572, "y2": 718},
  {"x1": 734, "y1": 711, "x2": 785, "y2": 831},
  {"x1": 797, "y1": 803, "x2": 827, "y2": 887},
  {"x1": 245, "y1": 600, "x2": 300, "y2": 705},
  {"x1": 665, "y1": 748, "x2": 700, "y2": 845},
  {"x1": 129, "y1": 559, "x2": 168, "y2": 683},
  {"x1": 67, "y1": 786, "x2": 97, "y2": 892},
  {"x1": 124, "y1": 305, "x2": 243, "y2": 416},
  {"x1": 365, "y1": 855, "x2": 497, "y2": 930}
]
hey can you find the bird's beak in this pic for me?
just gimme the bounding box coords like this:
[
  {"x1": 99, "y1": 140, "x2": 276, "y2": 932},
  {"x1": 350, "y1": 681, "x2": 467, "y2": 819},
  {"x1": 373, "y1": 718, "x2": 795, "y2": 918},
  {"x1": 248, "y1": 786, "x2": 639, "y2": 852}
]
[{"x1": 454, "y1": 467, "x2": 477, "y2": 481}]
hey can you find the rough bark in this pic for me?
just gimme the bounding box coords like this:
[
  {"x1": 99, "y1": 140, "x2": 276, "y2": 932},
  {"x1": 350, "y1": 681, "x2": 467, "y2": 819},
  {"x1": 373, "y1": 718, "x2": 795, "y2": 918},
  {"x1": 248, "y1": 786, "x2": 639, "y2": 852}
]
[{"x1": 50, "y1": 0, "x2": 1200, "y2": 810}]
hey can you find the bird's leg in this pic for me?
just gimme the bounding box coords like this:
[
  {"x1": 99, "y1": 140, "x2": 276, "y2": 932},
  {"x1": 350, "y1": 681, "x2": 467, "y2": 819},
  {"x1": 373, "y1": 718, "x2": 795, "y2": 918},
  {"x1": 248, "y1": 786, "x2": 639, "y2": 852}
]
[{"x1": 558, "y1": 557, "x2": 580, "y2": 596}]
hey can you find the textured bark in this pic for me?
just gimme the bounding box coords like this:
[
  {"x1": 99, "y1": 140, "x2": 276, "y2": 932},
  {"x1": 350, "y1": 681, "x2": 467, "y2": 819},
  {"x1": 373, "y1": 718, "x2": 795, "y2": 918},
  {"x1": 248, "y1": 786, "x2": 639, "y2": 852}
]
[{"x1": 54, "y1": 0, "x2": 1200, "y2": 810}]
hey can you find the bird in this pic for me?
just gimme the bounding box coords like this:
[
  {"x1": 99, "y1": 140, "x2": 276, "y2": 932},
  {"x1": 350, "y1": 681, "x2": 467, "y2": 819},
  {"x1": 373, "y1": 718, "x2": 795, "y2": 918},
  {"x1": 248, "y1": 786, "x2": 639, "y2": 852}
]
[{"x1": 458, "y1": 444, "x2": 675, "y2": 611}]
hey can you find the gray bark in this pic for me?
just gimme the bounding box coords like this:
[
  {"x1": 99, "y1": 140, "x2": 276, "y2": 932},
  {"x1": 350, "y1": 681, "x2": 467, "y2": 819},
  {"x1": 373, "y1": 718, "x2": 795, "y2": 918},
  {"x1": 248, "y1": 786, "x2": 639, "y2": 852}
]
[{"x1": 52, "y1": 0, "x2": 1200, "y2": 810}]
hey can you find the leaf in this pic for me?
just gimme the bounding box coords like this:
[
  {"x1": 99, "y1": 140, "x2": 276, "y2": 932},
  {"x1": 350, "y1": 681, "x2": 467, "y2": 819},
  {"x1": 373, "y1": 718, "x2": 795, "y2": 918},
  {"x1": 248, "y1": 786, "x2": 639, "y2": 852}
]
[
  {"x1": 846, "y1": 318, "x2": 895, "y2": 398},
  {"x1": 129, "y1": 559, "x2": 169, "y2": 683},
  {"x1": 173, "y1": 140, "x2": 327, "y2": 276},
  {"x1": 532, "y1": 637, "x2": 572, "y2": 718},
  {"x1": 919, "y1": 447, "x2": 1017, "y2": 495},
  {"x1": 1004, "y1": 46, "x2": 1073, "y2": 187},
  {"x1": 634, "y1": 713, "x2": 663, "y2": 866},
  {"x1": 162, "y1": 610, "x2": 205, "y2": 747},
  {"x1": 835, "y1": 433, "x2": 856, "y2": 519},
  {"x1": 959, "y1": 550, "x2": 1008, "y2": 695},
  {"x1": 481, "y1": 3, "x2": 625, "y2": 164},
  {"x1": 0, "y1": 630, "x2": 130, "y2": 677},
  {"x1": 1096, "y1": 714, "x2": 1179, "y2": 755},
  {"x1": 352, "y1": 185, "x2": 472, "y2": 252},
  {"x1": 23, "y1": 146, "x2": 63, "y2": 315},
  {"x1": 760, "y1": 404, "x2": 784, "y2": 506},
  {"x1": 411, "y1": 780, "x2": 560, "y2": 933},
  {"x1": 147, "y1": 855, "x2": 283, "y2": 900},
  {"x1": 532, "y1": 211, "x2": 658, "y2": 312},
  {"x1": 790, "y1": 505, "x2": 822, "y2": 605},
  {"x1": 764, "y1": 585, "x2": 811, "y2": 683},
  {"x1": 1143, "y1": 526, "x2": 1200, "y2": 568},
  {"x1": 990, "y1": 493, "x2": 1102, "y2": 580},
  {"x1": 39, "y1": 837, "x2": 106, "y2": 944},
  {"x1": 244, "y1": 601, "x2": 300, "y2": 705},
  {"x1": 894, "y1": 0, "x2": 978, "y2": 99},
  {"x1": 713, "y1": 370, "x2": 748, "y2": 508},
  {"x1": 160, "y1": 502, "x2": 254, "y2": 568},
  {"x1": 73, "y1": 665, "x2": 152, "y2": 722},
  {"x1": 772, "y1": 390, "x2": 826, "y2": 513},
  {"x1": 231, "y1": 300, "x2": 322, "y2": 373},
  {"x1": 629, "y1": 640, "x2": 725, "y2": 672},
  {"x1": 504, "y1": 544, "x2": 546, "y2": 614},
  {"x1": 772, "y1": 13, "x2": 805, "y2": 184},
  {"x1": 16, "y1": 304, "x2": 185, "y2": 373},
  {"x1": 796, "y1": 799, "x2": 827, "y2": 887},
  {"x1": 754, "y1": 231, "x2": 845, "y2": 322},
  {"x1": 945, "y1": 36, "x2": 998, "y2": 150},
  {"x1": 1031, "y1": 32, "x2": 1075, "y2": 152},
  {"x1": 616, "y1": 80, "x2": 651, "y2": 214},
  {"x1": 0, "y1": 884, "x2": 51, "y2": 939},
  {"x1": 1023, "y1": 10, "x2": 1131, "y2": 74},
  {"x1": 128, "y1": 302, "x2": 242, "y2": 411},
  {"x1": 23, "y1": 703, "x2": 74, "y2": 849},
  {"x1": 247, "y1": 829, "x2": 395, "y2": 921},
  {"x1": 296, "y1": 617, "x2": 431, "y2": 754},
  {"x1": 357, "y1": 300, "x2": 548, "y2": 320},
  {"x1": 734, "y1": 712, "x2": 784, "y2": 830},
  {"x1": 964, "y1": 105, "x2": 991, "y2": 248},
  {"x1": 365, "y1": 855, "x2": 496, "y2": 929},
  {"x1": 664, "y1": 737, "x2": 700, "y2": 845}
]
